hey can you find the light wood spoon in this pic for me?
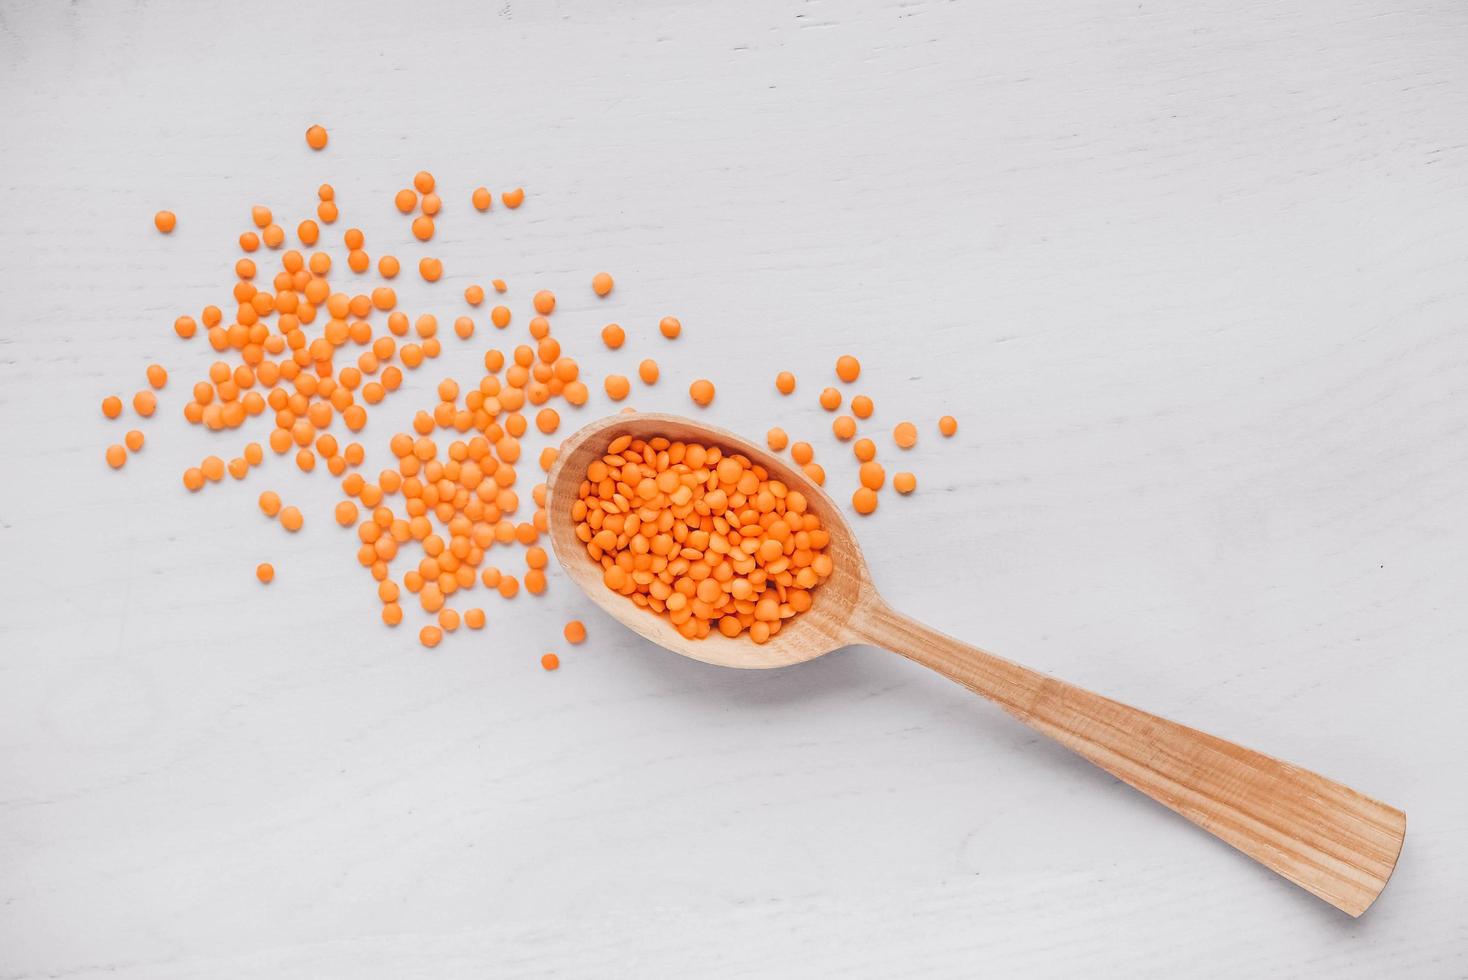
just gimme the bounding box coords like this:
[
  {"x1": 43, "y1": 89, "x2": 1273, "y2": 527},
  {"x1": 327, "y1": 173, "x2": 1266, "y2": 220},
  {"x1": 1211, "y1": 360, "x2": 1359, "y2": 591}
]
[{"x1": 546, "y1": 412, "x2": 1406, "y2": 916}]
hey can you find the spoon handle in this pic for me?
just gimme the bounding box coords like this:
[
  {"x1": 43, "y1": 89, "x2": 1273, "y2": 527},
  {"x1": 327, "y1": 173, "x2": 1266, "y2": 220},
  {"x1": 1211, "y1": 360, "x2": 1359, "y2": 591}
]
[{"x1": 850, "y1": 599, "x2": 1405, "y2": 917}]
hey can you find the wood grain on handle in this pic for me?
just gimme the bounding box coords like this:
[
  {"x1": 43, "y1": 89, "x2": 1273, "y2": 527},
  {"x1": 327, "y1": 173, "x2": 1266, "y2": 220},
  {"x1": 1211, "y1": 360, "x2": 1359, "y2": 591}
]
[{"x1": 850, "y1": 600, "x2": 1406, "y2": 917}]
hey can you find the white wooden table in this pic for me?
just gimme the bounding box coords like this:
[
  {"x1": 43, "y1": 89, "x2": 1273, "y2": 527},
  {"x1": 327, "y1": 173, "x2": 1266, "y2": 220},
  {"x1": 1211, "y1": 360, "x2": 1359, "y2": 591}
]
[{"x1": 2, "y1": 0, "x2": 1465, "y2": 975}]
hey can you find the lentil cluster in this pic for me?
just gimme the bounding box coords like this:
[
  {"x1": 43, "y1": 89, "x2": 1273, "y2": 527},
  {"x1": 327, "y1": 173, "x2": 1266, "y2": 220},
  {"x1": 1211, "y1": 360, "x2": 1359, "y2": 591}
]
[
  {"x1": 574, "y1": 435, "x2": 833, "y2": 643},
  {"x1": 107, "y1": 123, "x2": 960, "y2": 668}
]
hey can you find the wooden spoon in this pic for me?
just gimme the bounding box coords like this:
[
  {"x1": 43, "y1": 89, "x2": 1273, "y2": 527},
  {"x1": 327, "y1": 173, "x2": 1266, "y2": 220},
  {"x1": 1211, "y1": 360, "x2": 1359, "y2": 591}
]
[{"x1": 546, "y1": 412, "x2": 1405, "y2": 916}]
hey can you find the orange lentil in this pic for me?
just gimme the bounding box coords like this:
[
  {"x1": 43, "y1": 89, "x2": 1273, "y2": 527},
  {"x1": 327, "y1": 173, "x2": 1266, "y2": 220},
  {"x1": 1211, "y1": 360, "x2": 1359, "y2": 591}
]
[
  {"x1": 174, "y1": 315, "x2": 197, "y2": 339},
  {"x1": 767, "y1": 427, "x2": 789, "y2": 451},
  {"x1": 318, "y1": 183, "x2": 334, "y2": 201},
  {"x1": 105, "y1": 444, "x2": 126, "y2": 468},
  {"x1": 563, "y1": 380, "x2": 590, "y2": 406},
  {"x1": 536, "y1": 408, "x2": 560, "y2": 433},
  {"x1": 472, "y1": 187, "x2": 491, "y2": 211},
  {"x1": 564, "y1": 621, "x2": 586, "y2": 644},
  {"x1": 335, "y1": 500, "x2": 359, "y2": 526},
  {"x1": 790, "y1": 442, "x2": 814, "y2": 465},
  {"x1": 491, "y1": 306, "x2": 511, "y2": 329},
  {"x1": 939, "y1": 415, "x2": 958, "y2": 437},
  {"x1": 464, "y1": 284, "x2": 485, "y2": 306},
  {"x1": 498, "y1": 575, "x2": 520, "y2": 599},
  {"x1": 492, "y1": 279, "x2": 507, "y2": 293},
  {"x1": 305, "y1": 124, "x2": 328, "y2": 150},
  {"x1": 421, "y1": 192, "x2": 441, "y2": 216},
  {"x1": 894, "y1": 421, "x2": 918, "y2": 449},
  {"x1": 803, "y1": 462, "x2": 826, "y2": 485},
  {"x1": 592, "y1": 272, "x2": 613, "y2": 296},
  {"x1": 257, "y1": 562, "x2": 275, "y2": 583},
  {"x1": 124, "y1": 429, "x2": 144, "y2": 452},
  {"x1": 818, "y1": 387, "x2": 841, "y2": 411},
  {"x1": 101, "y1": 395, "x2": 123, "y2": 419},
  {"x1": 541, "y1": 652, "x2": 559, "y2": 671},
  {"x1": 464, "y1": 608, "x2": 486, "y2": 629},
  {"x1": 154, "y1": 210, "x2": 176, "y2": 233},
  {"x1": 280, "y1": 506, "x2": 303, "y2": 532},
  {"x1": 411, "y1": 215, "x2": 434, "y2": 241},
  {"x1": 420, "y1": 625, "x2": 442, "y2": 648},
  {"x1": 859, "y1": 461, "x2": 886, "y2": 490},
  {"x1": 251, "y1": 205, "x2": 272, "y2": 229},
  {"x1": 894, "y1": 472, "x2": 917, "y2": 494},
  {"x1": 182, "y1": 467, "x2": 204, "y2": 491},
  {"x1": 227, "y1": 457, "x2": 248, "y2": 479},
  {"x1": 601, "y1": 323, "x2": 625, "y2": 349},
  {"x1": 852, "y1": 486, "x2": 878, "y2": 515},
  {"x1": 438, "y1": 607, "x2": 460, "y2": 632},
  {"x1": 638, "y1": 359, "x2": 659, "y2": 385},
  {"x1": 297, "y1": 220, "x2": 320, "y2": 246},
  {"x1": 689, "y1": 379, "x2": 715, "y2": 406},
  {"x1": 604, "y1": 375, "x2": 631, "y2": 401},
  {"x1": 258, "y1": 490, "x2": 282, "y2": 516},
  {"x1": 382, "y1": 603, "x2": 403, "y2": 626},
  {"x1": 454, "y1": 316, "x2": 474, "y2": 339},
  {"x1": 394, "y1": 189, "x2": 417, "y2": 213},
  {"x1": 533, "y1": 290, "x2": 556, "y2": 315},
  {"x1": 851, "y1": 395, "x2": 873, "y2": 419},
  {"x1": 347, "y1": 250, "x2": 369, "y2": 273},
  {"x1": 832, "y1": 416, "x2": 856, "y2": 441},
  {"x1": 836, "y1": 355, "x2": 861, "y2": 383},
  {"x1": 413, "y1": 171, "x2": 435, "y2": 194},
  {"x1": 853, "y1": 438, "x2": 876, "y2": 462},
  {"x1": 502, "y1": 187, "x2": 525, "y2": 209},
  {"x1": 378, "y1": 255, "x2": 400, "y2": 278},
  {"x1": 659, "y1": 316, "x2": 681, "y2": 339},
  {"x1": 420, "y1": 257, "x2": 443, "y2": 282},
  {"x1": 317, "y1": 200, "x2": 338, "y2": 223},
  {"x1": 775, "y1": 371, "x2": 795, "y2": 395},
  {"x1": 262, "y1": 224, "x2": 285, "y2": 248},
  {"x1": 201, "y1": 456, "x2": 225, "y2": 481}
]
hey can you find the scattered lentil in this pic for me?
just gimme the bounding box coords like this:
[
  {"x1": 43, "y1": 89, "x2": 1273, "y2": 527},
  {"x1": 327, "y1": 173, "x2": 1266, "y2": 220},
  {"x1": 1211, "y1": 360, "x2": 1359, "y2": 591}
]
[{"x1": 689, "y1": 379, "x2": 715, "y2": 406}]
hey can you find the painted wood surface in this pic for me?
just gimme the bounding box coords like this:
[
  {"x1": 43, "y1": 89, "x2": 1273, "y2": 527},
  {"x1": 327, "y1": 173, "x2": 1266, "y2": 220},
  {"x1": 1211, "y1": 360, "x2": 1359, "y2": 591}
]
[{"x1": 2, "y1": 0, "x2": 1466, "y2": 976}]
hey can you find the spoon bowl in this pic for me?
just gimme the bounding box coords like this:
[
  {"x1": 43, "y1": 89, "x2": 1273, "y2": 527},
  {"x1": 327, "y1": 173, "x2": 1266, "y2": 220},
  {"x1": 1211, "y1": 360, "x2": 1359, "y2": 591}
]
[
  {"x1": 546, "y1": 412, "x2": 1405, "y2": 917},
  {"x1": 546, "y1": 411, "x2": 872, "y2": 668}
]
